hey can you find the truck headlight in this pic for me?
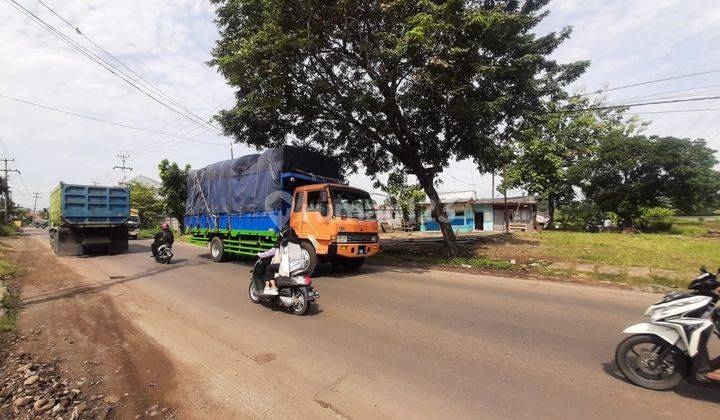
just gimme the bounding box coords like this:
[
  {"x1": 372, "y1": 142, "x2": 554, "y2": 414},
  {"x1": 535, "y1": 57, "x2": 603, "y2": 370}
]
[{"x1": 337, "y1": 235, "x2": 348, "y2": 243}]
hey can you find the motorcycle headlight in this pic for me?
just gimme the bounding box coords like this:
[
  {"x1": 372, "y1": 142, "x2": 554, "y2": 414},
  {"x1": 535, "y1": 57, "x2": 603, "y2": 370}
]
[{"x1": 337, "y1": 235, "x2": 348, "y2": 243}]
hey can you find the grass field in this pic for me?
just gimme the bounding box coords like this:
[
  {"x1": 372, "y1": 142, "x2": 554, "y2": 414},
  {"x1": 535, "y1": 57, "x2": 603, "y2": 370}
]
[
  {"x1": 534, "y1": 231, "x2": 718, "y2": 274},
  {"x1": 670, "y1": 216, "x2": 720, "y2": 236},
  {"x1": 377, "y1": 229, "x2": 720, "y2": 289}
]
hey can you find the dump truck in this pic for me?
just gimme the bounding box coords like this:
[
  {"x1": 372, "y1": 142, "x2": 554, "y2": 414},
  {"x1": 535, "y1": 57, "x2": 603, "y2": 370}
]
[
  {"x1": 49, "y1": 182, "x2": 130, "y2": 256},
  {"x1": 185, "y1": 146, "x2": 380, "y2": 273}
]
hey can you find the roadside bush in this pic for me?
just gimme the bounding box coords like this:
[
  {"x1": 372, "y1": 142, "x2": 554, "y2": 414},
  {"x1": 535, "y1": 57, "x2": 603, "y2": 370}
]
[
  {"x1": 637, "y1": 207, "x2": 676, "y2": 232},
  {"x1": 0, "y1": 224, "x2": 18, "y2": 237},
  {"x1": 554, "y1": 202, "x2": 604, "y2": 231}
]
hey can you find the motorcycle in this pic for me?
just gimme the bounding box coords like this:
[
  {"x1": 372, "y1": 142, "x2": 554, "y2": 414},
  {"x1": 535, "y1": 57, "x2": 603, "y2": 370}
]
[
  {"x1": 615, "y1": 266, "x2": 720, "y2": 390},
  {"x1": 154, "y1": 244, "x2": 174, "y2": 264},
  {"x1": 248, "y1": 258, "x2": 319, "y2": 316}
]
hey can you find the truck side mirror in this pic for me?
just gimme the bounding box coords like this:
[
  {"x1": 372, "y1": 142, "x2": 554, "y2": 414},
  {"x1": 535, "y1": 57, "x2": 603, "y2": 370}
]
[{"x1": 319, "y1": 205, "x2": 328, "y2": 217}]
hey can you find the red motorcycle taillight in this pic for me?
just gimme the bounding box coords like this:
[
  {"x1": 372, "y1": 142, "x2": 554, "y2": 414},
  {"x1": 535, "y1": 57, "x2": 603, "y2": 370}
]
[{"x1": 304, "y1": 275, "x2": 312, "y2": 285}]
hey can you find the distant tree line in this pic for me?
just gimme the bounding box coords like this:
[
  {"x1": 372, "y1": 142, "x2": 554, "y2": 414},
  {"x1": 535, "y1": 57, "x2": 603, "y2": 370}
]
[{"x1": 502, "y1": 95, "x2": 720, "y2": 230}]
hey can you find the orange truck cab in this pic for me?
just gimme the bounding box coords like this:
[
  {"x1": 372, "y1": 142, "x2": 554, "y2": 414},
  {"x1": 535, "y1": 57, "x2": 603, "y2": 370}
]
[{"x1": 289, "y1": 183, "x2": 380, "y2": 273}]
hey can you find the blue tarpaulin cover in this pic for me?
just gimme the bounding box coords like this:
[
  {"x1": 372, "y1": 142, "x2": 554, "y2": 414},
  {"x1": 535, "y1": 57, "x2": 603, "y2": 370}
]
[{"x1": 186, "y1": 146, "x2": 341, "y2": 216}]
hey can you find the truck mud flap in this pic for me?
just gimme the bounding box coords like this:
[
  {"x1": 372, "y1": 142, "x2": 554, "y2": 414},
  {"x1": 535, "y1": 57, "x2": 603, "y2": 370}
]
[{"x1": 53, "y1": 229, "x2": 83, "y2": 257}]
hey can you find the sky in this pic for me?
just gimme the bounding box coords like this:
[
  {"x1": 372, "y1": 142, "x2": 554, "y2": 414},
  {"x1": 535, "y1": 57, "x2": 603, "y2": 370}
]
[{"x1": 1, "y1": 0, "x2": 720, "y2": 210}]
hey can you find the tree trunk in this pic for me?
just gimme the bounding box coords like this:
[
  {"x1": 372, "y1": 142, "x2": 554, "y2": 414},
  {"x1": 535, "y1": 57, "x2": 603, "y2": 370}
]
[
  {"x1": 547, "y1": 195, "x2": 555, "y2": 230},
  {"x1": 417, "y1": 174, "x2": 457, "y2": 255},
  {"x1": 178, "y1": 216, "x2": 185, "y2": 234}
]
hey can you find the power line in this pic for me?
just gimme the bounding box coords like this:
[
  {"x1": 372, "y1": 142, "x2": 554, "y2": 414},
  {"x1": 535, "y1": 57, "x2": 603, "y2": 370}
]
[
  {"x1": 130, "y1": 98, "x2": 235, "y2": 155},
  {"x1": 0, "y1": 92, "x2": 225, "y2": 146},
  {"x1": 548, "y1": 95, "x2": 720, "y2": 115},
  {"x1": 6, "y1": 0, "x2": 221, "y2": 136},
  {"x1": 34, "y1": 0, "x2": 223, "y2": 136},
  {"x1": 581, "y1": 69, "x2": 720, "y2": 97},
  {"x1": 622, "y1": 108, "x2": 720, "y2": 115}
]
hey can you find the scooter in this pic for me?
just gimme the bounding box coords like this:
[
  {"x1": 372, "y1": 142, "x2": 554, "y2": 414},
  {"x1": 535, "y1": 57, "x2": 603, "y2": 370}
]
[
  {"x1": 615, "y1": 266, "x2": 720, "y2": 390},
  {"x1": 154, "y1": 244, "x2": 174, "y2": 264},
  {"x1": 248, "y1": 258, "x2": 319, "y2": 315}
]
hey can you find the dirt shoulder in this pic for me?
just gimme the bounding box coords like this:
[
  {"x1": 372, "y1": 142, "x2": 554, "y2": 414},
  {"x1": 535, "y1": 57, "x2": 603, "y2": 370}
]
[{"x1": 0, "y1": 232, "x2": 180, "y2": 419}]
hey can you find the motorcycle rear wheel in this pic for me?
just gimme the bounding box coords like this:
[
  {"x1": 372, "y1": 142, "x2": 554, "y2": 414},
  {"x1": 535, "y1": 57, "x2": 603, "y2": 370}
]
[
  {"x1": 291, "y1": 290, "x2": 308, "y2": 316},
  {"x1": 248, "y1": 281, "x2": 261, "y2": 304},
  {"x1": 616, "y1": 334, "x2": 687, "y2": 391}
]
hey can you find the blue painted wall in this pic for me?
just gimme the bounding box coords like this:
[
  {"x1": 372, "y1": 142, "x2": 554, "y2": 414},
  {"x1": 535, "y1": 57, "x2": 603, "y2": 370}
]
[{"x1": 420, "y1": 203, "x2": 498, "y2": 232}]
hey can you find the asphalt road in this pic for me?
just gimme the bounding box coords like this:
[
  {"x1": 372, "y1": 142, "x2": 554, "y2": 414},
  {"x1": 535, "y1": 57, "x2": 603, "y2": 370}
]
[{"x1": 29, "y1": 230, "x2": 720, "y2": 418}]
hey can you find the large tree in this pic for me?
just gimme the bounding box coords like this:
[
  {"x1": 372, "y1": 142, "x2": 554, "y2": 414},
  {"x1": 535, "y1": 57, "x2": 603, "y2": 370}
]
[
  {"x1": 210, "y1": 0, "x2": 587, "y2": 253},
  {"x1": 158, "y1": 159, "x2": 191, "y2": 233},
  {"x1": 502, "y1": 97, "x2": 629, "y2": 226}
]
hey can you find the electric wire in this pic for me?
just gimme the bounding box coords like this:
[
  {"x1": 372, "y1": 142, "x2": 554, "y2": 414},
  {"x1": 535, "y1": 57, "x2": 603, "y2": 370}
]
[
  {"x1": 581, "y1": 69, "x2": 720, "y2": 97},
  {"x1": 6, "y1": 0, "x2": 221, "y2": 136},
  {"x1": 34, "y1": 0, "x2": 222, "y2": 135},
  {"x1": 0, "y1": 92, "x2": 225, "y2": 146},
  {"x1": 547, "y1": 95, "x2": 720, "y2": 115}
]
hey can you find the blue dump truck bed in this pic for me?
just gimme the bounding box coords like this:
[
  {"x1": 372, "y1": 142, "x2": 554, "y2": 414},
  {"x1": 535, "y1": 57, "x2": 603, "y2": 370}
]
[
  {"x1": 50, "y1": 183, "x2": 130, "y2": 225},
  {"x1": 49, "y1": 183, "x2": 130, "y2": 256}
]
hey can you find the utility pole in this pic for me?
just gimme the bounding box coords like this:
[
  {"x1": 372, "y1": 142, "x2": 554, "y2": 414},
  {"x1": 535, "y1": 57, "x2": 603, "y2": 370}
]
[
  {"x1": 230, "y1": 142, "x2": 234, "y2": 159},
  {"x1": 113, "y1": 153, "x2": 133, "y2": 186},
  {"x1": 32, "y1": 192, "x2": 41, "y2": 215},
  {"x1": 0, "y1": 158, "x2": 20, "y2": 223},
  {"x1": 491, "y1": 171, "x2": 495, "y2": 200}
]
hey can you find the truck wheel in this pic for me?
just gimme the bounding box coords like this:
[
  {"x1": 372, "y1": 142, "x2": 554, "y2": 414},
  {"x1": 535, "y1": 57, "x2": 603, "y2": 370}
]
[
  {"x1": 210, "y1": 236, "x2": 227, "y2": 262},
  {"x1": 342, "y1": 258, "x2": 365, "y2": 271},
  {"x1": 300, "y1": 241, "x2": 318, "y2": 275}
]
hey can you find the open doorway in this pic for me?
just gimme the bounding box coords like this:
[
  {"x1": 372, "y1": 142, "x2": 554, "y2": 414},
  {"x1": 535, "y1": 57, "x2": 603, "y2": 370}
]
[{"x1": 474, "y1": 212, "x2": 484, "y2": 230}]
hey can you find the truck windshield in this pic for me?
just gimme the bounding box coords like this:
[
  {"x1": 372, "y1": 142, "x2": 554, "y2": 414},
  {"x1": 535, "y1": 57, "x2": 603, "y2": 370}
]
[{"x1": 330, "y1": 187, "x2": 376, "y2": 220}]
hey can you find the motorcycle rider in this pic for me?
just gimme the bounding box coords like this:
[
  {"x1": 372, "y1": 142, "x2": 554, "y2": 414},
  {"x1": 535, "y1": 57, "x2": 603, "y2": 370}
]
[
  {"x1": 255, "y1": 226, "x2": 304, "y2": 296},
  {"x1": 151, "y1": 223, "x2": 174, "y2": 258},
  {"x1": 697, "y1": 304, "x2": 720, "y2": 381}
]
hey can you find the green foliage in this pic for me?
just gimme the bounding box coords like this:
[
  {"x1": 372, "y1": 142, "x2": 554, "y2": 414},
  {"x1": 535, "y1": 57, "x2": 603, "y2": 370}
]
[
  {"x1": 128, "y1": 182, "x2": 163, "y2": 228},
  {"x1": 0, "y1": 261, "x2": 21, "y2": 332},
  {"x1": 503, "y1": 97, "x2": 631, "y2": 224},
  {"x1": 209, "y1": 0, "x2": 587, "y2": 252},
  {"x1": 374, "y1": 170, "x2": 425, "y2": 222},
  {"x1": 158, "y1": 160, "x2": 191, "y2": 233},
  {"x1": 0, "y1": 224, "x2": 18, "y2": 237},
  {"x1": 553, "y1": 201, "x2": 604, "y2": 231},
  {"x1": 637, "y1": 207, "x2": 676, "y2": 232},
  {"x1": 577, "y1": 135, "x2": 720, "y2": 225}
]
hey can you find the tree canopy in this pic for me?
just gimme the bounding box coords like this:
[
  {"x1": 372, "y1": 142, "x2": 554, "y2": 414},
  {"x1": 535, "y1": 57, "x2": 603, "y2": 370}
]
[
  {"x1": 210, "y1": 0, "x2": 587, "y2": 252},
  {"x1": 129, "y1": 182, "x2": 163, "y2": 228},
  {"x1": 375, "y1": 170, "x2": 426, "y2": 223}
]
